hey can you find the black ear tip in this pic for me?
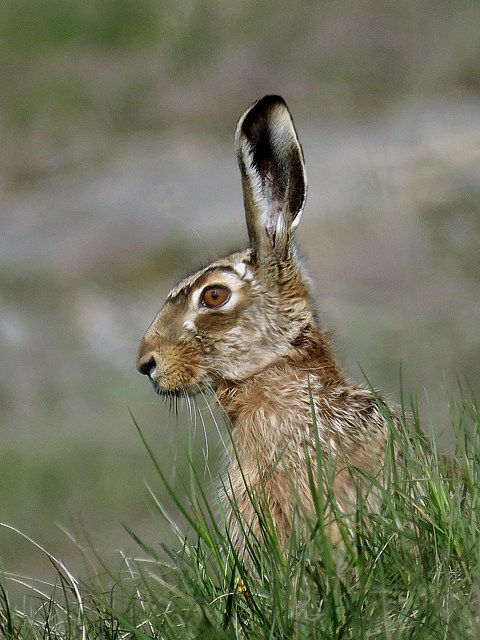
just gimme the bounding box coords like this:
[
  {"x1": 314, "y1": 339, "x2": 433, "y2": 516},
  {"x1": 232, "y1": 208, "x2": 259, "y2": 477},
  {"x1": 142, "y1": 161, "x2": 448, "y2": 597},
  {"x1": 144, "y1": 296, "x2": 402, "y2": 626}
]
[
  {"x1": 241, "y1": 95, "x2": 289, "y2": 138},
  {"x1": 255, "y1": 94, "x2": 287, "y2": 109},
  {"x1": 250, "y1": 95, "x2": 287, "y2": 117}
]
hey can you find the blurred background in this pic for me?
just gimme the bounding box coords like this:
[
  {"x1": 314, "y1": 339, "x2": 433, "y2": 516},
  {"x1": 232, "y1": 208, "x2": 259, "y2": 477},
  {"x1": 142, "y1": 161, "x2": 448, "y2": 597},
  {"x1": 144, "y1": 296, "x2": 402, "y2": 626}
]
[{"x1": 1, "y1": 0, "x2": 479, "y2": 587}]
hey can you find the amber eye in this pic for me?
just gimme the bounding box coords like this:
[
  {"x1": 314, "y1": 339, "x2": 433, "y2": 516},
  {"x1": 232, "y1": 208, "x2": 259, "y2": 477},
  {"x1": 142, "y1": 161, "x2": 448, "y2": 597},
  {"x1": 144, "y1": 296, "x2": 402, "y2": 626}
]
[{"x1": 201, "y1": 286, "x2": 231, "y2": 308}]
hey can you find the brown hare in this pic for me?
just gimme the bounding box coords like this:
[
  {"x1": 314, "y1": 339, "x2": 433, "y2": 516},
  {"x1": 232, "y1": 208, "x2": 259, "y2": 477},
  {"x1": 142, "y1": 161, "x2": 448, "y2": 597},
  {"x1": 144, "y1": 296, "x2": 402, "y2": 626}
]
[{"x1": 137, "y1": 95, "x2": 398, "y2": 552}]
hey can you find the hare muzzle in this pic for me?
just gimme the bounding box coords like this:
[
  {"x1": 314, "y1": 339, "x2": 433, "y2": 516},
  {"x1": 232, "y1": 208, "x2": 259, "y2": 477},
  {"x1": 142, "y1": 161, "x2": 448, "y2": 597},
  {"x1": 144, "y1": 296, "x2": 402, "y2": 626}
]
[{"x1": 137, "y1": 330, "x2": 207, "y2": 396}]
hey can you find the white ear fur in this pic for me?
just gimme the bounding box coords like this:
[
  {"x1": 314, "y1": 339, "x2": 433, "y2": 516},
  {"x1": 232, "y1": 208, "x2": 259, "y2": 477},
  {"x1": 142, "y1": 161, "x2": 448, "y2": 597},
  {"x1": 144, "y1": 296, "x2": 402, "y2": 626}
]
[{"x1": 235, "y1": 95, "x2": 307, "y2": 259}]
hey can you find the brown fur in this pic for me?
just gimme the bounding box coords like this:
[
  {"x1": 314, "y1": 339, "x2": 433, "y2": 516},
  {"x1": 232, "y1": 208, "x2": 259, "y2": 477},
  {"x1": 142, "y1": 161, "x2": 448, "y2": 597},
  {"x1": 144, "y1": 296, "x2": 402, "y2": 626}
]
[{"x1": 137, "y1": 96, "x2": 398, "y2": 553}]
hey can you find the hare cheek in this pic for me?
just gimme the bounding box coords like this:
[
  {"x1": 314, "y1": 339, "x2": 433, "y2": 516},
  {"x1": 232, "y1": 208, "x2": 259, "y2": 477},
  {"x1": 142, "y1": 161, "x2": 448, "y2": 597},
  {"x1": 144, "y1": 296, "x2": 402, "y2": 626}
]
[{"x1": 195, "y1": 312, "x2": 239, "y2": 335}]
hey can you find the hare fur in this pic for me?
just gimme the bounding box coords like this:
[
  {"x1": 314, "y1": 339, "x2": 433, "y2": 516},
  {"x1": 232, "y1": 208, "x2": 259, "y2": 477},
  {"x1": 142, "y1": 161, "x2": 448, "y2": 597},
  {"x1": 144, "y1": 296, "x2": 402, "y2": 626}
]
[{"x1": 137, "y1": 95, "x2": 397, "y2": 552}]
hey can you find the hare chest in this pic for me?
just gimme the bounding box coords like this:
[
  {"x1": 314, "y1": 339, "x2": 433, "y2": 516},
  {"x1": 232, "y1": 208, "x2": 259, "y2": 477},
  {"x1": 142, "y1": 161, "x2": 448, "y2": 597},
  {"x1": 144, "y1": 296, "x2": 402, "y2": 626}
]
[
  {"x1": 217, "y1": 371, "x2": 389, "y2": 550},
  {"x1": 217, "y1": 373, "x2": 323, "y2": 547}
]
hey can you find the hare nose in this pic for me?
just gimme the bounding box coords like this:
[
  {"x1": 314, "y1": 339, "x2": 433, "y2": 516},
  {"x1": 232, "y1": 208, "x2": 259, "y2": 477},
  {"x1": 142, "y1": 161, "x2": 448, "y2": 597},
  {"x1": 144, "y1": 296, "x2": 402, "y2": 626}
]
[{"x1": 137, "y1": 354, "x2": 157, "y2": 378}]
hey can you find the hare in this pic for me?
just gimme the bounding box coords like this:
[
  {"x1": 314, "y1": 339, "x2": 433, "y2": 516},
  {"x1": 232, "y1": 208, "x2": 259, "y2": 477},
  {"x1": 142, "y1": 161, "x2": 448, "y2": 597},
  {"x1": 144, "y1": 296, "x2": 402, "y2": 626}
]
[{"x1": 137, "y1": 95, "x2": 397, "y2": 552}]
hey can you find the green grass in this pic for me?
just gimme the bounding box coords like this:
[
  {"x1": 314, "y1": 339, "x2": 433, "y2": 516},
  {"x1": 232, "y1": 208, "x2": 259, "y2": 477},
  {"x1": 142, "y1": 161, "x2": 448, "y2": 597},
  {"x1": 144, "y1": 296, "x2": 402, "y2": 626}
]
[{"x1": 1, "y1": 392, "x2": 480, "y2": 638}]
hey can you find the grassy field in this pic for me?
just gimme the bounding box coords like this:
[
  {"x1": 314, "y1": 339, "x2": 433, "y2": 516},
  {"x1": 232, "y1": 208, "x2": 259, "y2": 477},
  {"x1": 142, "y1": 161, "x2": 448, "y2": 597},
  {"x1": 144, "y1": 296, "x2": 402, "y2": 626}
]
[
  {"x1": 1, "y1": 391, "x2": 479, "y2": 638},
  {"x1": 1, "y1": 1, "x2": 480, "y2": 634}
]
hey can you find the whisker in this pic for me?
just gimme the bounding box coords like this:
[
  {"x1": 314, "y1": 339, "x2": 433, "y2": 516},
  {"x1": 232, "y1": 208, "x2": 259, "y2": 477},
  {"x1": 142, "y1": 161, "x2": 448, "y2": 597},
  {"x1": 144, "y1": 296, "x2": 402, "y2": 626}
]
[
  {"x1": 193, "y1": 386, "x2": 209, "y2": 458},
  {"x1": 185, "y1": 389, "x2": 199, "y2": 457},
  {"x1": 198, "y1": 385, "x2": 231, "y2": 461},
  {"x1": 193, "y1": 394, "x2": 210, "y2": 478}
]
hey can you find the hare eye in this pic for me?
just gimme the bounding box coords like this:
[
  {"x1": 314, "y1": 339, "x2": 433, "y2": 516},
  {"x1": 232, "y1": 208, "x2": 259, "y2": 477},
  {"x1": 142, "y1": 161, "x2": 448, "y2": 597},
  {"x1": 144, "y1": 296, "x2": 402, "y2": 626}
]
[{"x1": 201, "y1": 286, "x2": 230, "y2": 308}]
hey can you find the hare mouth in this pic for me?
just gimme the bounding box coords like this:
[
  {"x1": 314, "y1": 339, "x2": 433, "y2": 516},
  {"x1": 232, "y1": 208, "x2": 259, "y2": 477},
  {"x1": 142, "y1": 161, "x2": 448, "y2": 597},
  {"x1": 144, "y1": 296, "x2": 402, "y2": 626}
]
[{"x1": 149, "y1": 378, "x2": 203, "y2": 398}]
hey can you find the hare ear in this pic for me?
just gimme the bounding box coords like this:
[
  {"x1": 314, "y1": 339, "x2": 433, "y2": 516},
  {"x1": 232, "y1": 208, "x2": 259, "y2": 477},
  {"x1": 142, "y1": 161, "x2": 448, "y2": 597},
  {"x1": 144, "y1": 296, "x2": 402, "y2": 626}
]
[{"x1": 235, "y1": 95, "x2": 307, "y2": 260}]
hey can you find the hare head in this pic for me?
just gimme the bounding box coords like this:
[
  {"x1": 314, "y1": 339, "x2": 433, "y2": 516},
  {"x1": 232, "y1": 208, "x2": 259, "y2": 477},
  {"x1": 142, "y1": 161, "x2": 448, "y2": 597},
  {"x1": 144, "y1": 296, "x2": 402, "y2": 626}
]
[{"x1": 137, "y1": 95, "x2": 341, "y2": 396}]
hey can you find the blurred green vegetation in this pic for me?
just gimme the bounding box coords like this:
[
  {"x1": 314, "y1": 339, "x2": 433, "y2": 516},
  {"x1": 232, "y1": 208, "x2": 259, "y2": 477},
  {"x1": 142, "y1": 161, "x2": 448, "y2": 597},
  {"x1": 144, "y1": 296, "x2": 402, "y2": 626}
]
[
  {"x1": 1, "y1": 0, "x2": 160, "y2": 50},
  {"x1": 2, "y1": 0, "x2": 480, "y2": 182}
]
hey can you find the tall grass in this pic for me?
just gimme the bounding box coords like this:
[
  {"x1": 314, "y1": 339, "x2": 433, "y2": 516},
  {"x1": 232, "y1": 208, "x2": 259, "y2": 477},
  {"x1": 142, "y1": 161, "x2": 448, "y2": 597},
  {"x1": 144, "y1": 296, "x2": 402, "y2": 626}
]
[{"x1": 1, "y1": 392, "x2": 479, "y2": 638}]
